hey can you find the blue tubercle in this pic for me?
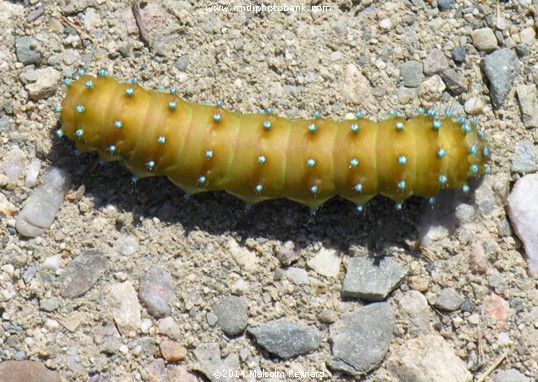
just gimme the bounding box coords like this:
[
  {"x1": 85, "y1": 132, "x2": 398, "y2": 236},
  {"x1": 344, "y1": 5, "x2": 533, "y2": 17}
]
[
  {"x1": 198, "y1": 176, "x2": 206, "y2": 184},
  {"x1": 64, "y1": 78, "x2": 72, "y2": 86},
  {"x1": 109, "y1": 145, "x2": 116, "y2": 152},
  {"x1": 85, "y1": 80, "x2": 94, "y2": 89},
  {"x1": 131, "y1": 176, "x2": 138, "y2": 183},
  {"x1": 258, "y1": 155, "x2": 266, "y2": 164},
  {"x1": 462, "y1": 123, "x2": 472, "y2": 133},
  {"x1": 469, "y1": 145, "x2": 478, "y2": 155},
  {"x1": 77, "y1": 68, "x2": 86, "y2": 76},
  {"x1": 256, "y1": 184, "x2": 263, "y2": 193},
  {"x1": 169, "y1": 101, "x2": 177, "y2": 110},
  {"x1": 354, "y1": 183, "x2": 363, "y2": 193},
  {"x1": 310, "y1": 185, "x2": 318, "y2": 194},
  {"x1": 170, "y1": 86, "x2": 177, "y2": 94},
  {"x1": 75, "y1": 129, "x2": 83, "y2": 137},
  {"x1": 125, "y1": 88, "x2": 134, "y2": 97},
  {"x1": 216, "y1": 100, "x2": 223, "y2": 107},
  {"x1": 158, "y1": 136, "x2": 166, "y2": 144},
  {"x1": 428, "y1": 109, "x2": 436, "y2": 117},
  {"x1": 76, "y1": 105, "x2": 85, "y2": 113},
  {"x1": 350, "y1": 123, "x2": 359, "y2": 133},
  {"x1": 428, "y1": 197, "x2": 436, "y2": 205},
  {"x1": 418, "y1": 107, "x2": 425, "y2": 115},
  {"x1": 313, "y1": 111, "x2": 321, "y2": 118},
  {"x1": 398, "y1": 180, "x2": 406, "y2": 190},
  {"x1": 470, "y1": 164, "x2": 478, "y2": 174},
  {"x1": 356, "y1": 205, "x2": 364, "y2": 212},
  {"x1": 462, "y1": 184, "x2": 470, "y2": 193},
  {"x1": 98, "y1": 69, "x2": 107, "y2": 76},
  {"x1": 433, "y1": 119, "x2": 441, "y2": 130},
  {"x1": 213, "y1": 113, "x2": 221, "y2": 122},
  {"x1": 395, "y1": 203, "x2": 403, "y2": 210},
  {"x1": 398, "y1": 155, "x2": 407, "y2": 165},
  {"x1": 350, "y1": 158, "x2": 359, "y2": 167},
  {"x1": 54, "y1": 105, "x2": 62, "y2": 113},
  {"x1": 114, "y1": 120, "x2": 123, "y2": 129},
  {"x1": 56, "y1": 129, "x2": 64, "y2": 138},
  {"x1": 395, "y1": 122, "x2": 404, "y2": 131},
  {"x1": 437, "y1": 148, "x2": 446, "y2": 158},
  {"x1": 306, "y1": 158, "x2": 316, "y2": 168},
  {"x1": 439, "y1": 175, "x2": 448, "y2": 185},
  {"x1": 205, "y1": 150, "x2": 213, "y2": 158},
  {"x1": 308, "y1": 123, "x2": 317, "y2": 133},
  {"x1": 147, "y1": 160, "x2": 155, "y2": 169},
  {"x1": 263, "y1": 121, "x2": 271, "y2": 130},
  {"x1": 355, "y1": 111, "x2": 364, "y2": 118}
]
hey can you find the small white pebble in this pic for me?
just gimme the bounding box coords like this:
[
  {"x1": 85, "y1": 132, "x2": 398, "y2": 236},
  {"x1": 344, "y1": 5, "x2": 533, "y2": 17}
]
[
  {"x1": 119, "y1": 344, "x2": 129, "y2": 354},
  {"x1": 42, "y1": 255, "x2": 62, "y2": 272},
  {"x1": 45, "y1": 319, "x2": 60, "y2": 330},
  {"x1": 379, "y1": 18, "x2": 392, "y2": 30},
  {"x1": 140, "y1": 319, "x2": 153, "y2": 334},
  {"x1": 464, "y1": 97, "x2": 484, "y2": 115},
  {"x1": 468, "y1": 313, "x2": 480, "y2": 325},
  {"x1": 1, "y1": 264, "x2": 15, "y2": 277}
]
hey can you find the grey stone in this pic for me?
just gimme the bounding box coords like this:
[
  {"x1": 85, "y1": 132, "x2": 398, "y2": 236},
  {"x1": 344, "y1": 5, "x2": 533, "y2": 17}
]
[
  {"x1": 212, "y1": 296, "x2": 248, "y2": 336},
  {"x1": 471, "y1": 28, "x2": 498, "y2": 51},
  {"x1": 386, "y1": 335, "x2": 472, "y2": 381},
  {"x1": 16, "y1": 167, "x2": 71, "y2": 237},
  {"x1": 424, "y1": 49, "x2": 449, "y2": 76},
  {"x1": 139, "y1": 266, "x2": 175, "y2": 318},
  {"x1": 434, "y1": 288, "x2": 464, "y2": 311},
  {"x1": 515, "y1": 44, "x2": 530, "y2": 58},
  {"x1": 342, "y1": 256, "x2": 406, "y2": 301},
  {"x1": 400, "y1": 60, "x2": 424, "y2": 88},
  {"x1": 15, "y1": 36, "x2": 43, "y2": 65},
  {"x1": 483, "y1": 48, "x2": 521, "y2": 108},
  {"x1": 508, "y1": 174, "x2": 538, "y2": 277},
  {"x1": 492, "y1": 369, "x2": 532, "y2": 382},
  {"x1": 40, "y1": 298, "x2": 59, "y2": 312},
  {"x1": 511, "y1": 139, "x2": 537, "y2": 174},
  {"x1": 27, "y1": 7, "x2": 45, "y2": 22},
  {"x1": 174, "y1": 55, "x2": 190, "y2": 71},
  {"x1": 59, "y1": 250, "x2": 108, "y2": 298},
  {"x1": 0, "y1": 360, "x2": 61, "y2": 382},
  {"x1": 516, "y1": 84, "x2": 538, "y2": 128},
  {"x1": 329, "y1": 303, "x2": 394, "y2": 376},
  {"x1": 438, "y1": 0, "x2": 455, "y2": 10},
  {"x1": 452, "y1": 46, "x2": 466, "y2": 64},
  {"x1": 193, "y1": 343, "x2": 241, "y2": 382},
  {"x1": 248, "y1": 318, "x2": 322, "y2": 359},
  {"x1": 441, "y1": 69, "x2": 468, "y2": 95}
]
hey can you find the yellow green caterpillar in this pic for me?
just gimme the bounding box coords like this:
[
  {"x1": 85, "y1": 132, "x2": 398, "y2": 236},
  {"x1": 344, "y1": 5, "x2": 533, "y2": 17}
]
[{"x1": 56, "y1": 70, "x2": 490, "y2": 211}]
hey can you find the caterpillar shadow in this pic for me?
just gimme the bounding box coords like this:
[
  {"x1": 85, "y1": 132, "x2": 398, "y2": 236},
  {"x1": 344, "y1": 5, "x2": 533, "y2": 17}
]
[{"x1": 48, "y1": 129, "x2": 482, "y2": 255}]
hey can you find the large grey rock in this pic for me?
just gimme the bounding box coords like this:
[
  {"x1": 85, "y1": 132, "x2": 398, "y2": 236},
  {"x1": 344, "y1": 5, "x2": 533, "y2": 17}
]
[
  {"x1": 139, "y1": 266, "x2": 175, "y2": 318},
  {"x1": 15, "y1": 36, "x2": 43, "y2": 65},
  {"x1": 483, "y1": 48, "x2": 521, "y2": 108},
  {"x1": 508, "y1": 174, "x2": 538, "y2": 277},
  {"x1": 516, "y1": 84, "x2": 538, "y2": 128},
  {"x1": 248, "y1": 319, "x2": 322, "y2": 359},
  {"x1": 329, "y1": 303, "x2": 394, "y2": 376},
  {"x1": 511, "y1": 139, "x2": 537, "y2": 174},
  {"x1": 212, "y1": 296, "x2": 248, "y2": 336},
  {"x1": 59, "y1": 250, "x2": 108, "y2": 298},
  {"x1": 342, "y1": 256, "x2": 406, "y2": 301}
]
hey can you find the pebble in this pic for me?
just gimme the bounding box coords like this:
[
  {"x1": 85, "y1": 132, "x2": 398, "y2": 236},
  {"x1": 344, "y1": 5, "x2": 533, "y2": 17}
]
[
  {"x1": 418, "y1": 75, "x2": 446, "y2": 101},
  {"x1": 520, "y1": 27, "x2": 536, "y2": 45},
  {"x1": 516, "y1": 84, "x2": 538, "y2": 128},
  {"x1": 229, "y1": 239, "x2": 257, "y2": 271},
  {"x1": 83, "y1": 7, "x2": 101, "y2": 29},
  {"x1": 454, "y1": 203, "x2": 475, "y2": 224},
  {"x1": 193, "y1": 343, "x2": 240, "y2": 382},
  {"x1": 16, "y1": 167, "x2": 71, "y2": 237},
  {"x1": 342, "y1": 63, "x2": 375, "y2": 106},
  {"x1": 174, "y1": 55, "x2": 190, "y2": 71},
  {"x1": 511, "y1": 139, "x2": 537, "y2": 174},
  {"x1": 441, "y1": 69, "x2": 468, "y2": 95},
  {"x1": 138, "y1": 266, "x2": 175, "y2": 318},
  {"x1": 25, "y1": 159, "x2": 41, "y2": 187},
  {"x1": 107, "y1": 281, "x2": 142, "y2": 336},
  {"x1": 115, "y1": 234, "x2": 140, "y2": 256},
  {"x1": 0, "y1": 193, "x2": 17, "y2": 219},
  {"x1": 15, "y1": 36, "x2": 43, "y2": 65},
  {"x1": 437, "y1": 0, "x2": 455, "y2": 10},
  {"x1": 516, "y1": 44, "x2": 530, "y2": 58},
  {"x1": 329, "y1": 303, "x2": 394, "y2": 376},
  {"x1": 400, "y1": 60, "x2": 424, "y2": 88},
  {"x1": 508, "y1": 174, "x2": 538, "y2": 277},
  {"x1": 423, "y1": 49, "x2": 449, "y2": 76},
  {"x1": 464, "y1": 97, "x2": 484, "y2": 114},
  {"x1": 275, "y1": 240, "x2": 299, "y2": 266},
  {"x1": 62, "y1": 49, "x2": 80, "y2": 66},
  {"x1": 397, "y1": 87, "x2": 418, "y2": 104},
  {"x1": 451, "y1": 46, "x2": 466, "y2": 64},
  {"x1": 247, "y1": 319, "x2": 322, "y2": 359},
  {"x1": 379, "y1": 18, "x2": 392, "y2": 30},
  {"x1": 284, "y1": 267, "x2": 310, "y2": 285},
  {"x1": 386, "y1": 334, "x2": 472, "y2": 381},
  {"x1": 59, "y1": 250, "x2": 108, "y2": 298},
  {"x1": 434, "y1": 288, "x2": 465, "y2": 311},
  {"x1": 26, "y1": 7, "x2": 45, "y2": 22},
  {"x1": 23, "y1": 67, "x2": 61, "y2": 100},
  {"x1": 158, "y1": 317, "x2": 182, "y2": 340},
  {"x1": 342, "y1": 256, "x2": 406, "y2": 301},
  {"x1": 1, "y1": 146, "x2": 26, "y2": 186},
  {"x1": 0, "y1": 360, "x2": 61, "y2": 382},
  {"x1": 307, "y1": 248, "x2": 341, "y2": 278},
  {"x1": 471, "y1": 28, "x2": 498, "y2": 51},
  {"x1": 212, "y1": 296, "x2": 248, "y2": 336},
  {"x1": 398, "y1": 290, "x2": 431, "y2": 335},
  {"x1": 483, "y1": 48, "x2": 521, "y2": 108},
  {"x1": 159, "y1": 340, "x2": 187, "y2": 362},
  {"x1": 40, "y1": 298, "x2": 59, "y2": 312},
  {"x1": 492, "y1": 369, "x2": 532, "y2": 382}
]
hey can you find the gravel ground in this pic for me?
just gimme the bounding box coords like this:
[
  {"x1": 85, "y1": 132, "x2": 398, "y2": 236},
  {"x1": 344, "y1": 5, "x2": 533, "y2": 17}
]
[{"x1": 1, "y1": 0, "x2": 538, "y2": 381}]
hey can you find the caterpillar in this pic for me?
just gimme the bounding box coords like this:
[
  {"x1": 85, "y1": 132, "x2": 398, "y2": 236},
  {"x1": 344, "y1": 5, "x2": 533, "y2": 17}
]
[{"x1": 56, "y1": 70, "x2": 490, "y2": 212}]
